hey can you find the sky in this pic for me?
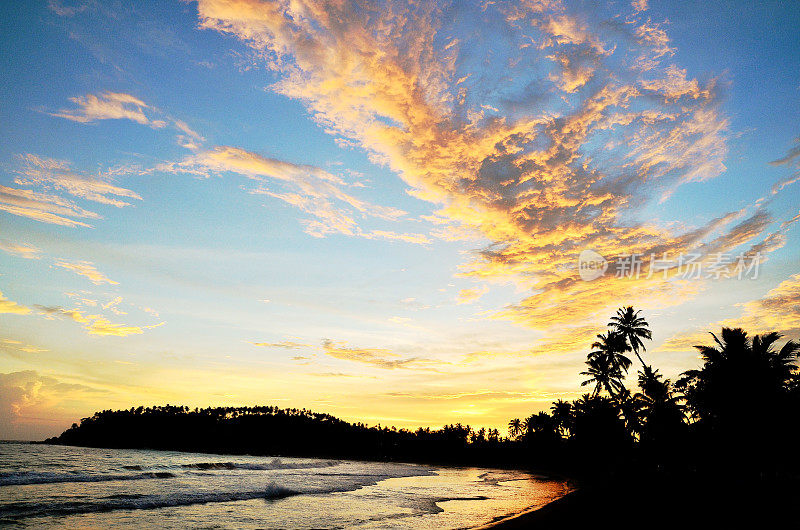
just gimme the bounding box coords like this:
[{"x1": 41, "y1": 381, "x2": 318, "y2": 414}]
[{"x1": 0, "y1": 0, "x2": 798, "y2": 440}]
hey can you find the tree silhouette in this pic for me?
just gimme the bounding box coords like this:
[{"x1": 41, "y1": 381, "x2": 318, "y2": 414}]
[
  {"x1": 635, "y1": 366, "x2": 684, "y2": 448},
  {"x1": 581, "y1": 354, "x2": 625, "y2": 397},
  {"x1": 570, "y1": 393, "x2": 630, "y2": 461},
  {"x1": 508, "y1": 418, "x2": 522, "y2": 439},
  {"x1": 550, "y1": 400, "x2": 573, "y2": 437},
  {"x1": 676, "y1": 327, "x2": 799, "y2": 475},
  {"x1": 614, "y1": 388, "x2": 642, "y2": 437},
  {"x1": 589, "y1": 331, "x2": 632, "y2": 374},
  {"x1": 45, "y1": 312, "x2": 800, "y2": 487},
  {"x1": 609, "y1": 306, "x2": 652, "y2": 368}
]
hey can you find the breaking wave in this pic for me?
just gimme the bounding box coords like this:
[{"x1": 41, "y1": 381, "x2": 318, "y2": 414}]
[
  {"x1": 0, "y1": 471, "x2": 176, "y2": 487},
  {"x1": 1, "y1": 482, "x2": 300, "y2": 520},
  {"x1": 180, "y1": 459, "x2": 339, "y2": 471}
]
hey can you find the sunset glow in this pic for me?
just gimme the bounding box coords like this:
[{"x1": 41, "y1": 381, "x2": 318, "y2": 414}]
[{"x1": 1, "y1": 0, "x2": 798, "y2": 440}]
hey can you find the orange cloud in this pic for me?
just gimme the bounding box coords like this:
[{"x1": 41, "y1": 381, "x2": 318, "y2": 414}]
[
  {"x1": 0, "y1": 370, "x2": 106, "y2": 440},
  {"x1": 250, "y1": 341, "x2": 309, "y2": 349},
  {"x1": 0, "y1": 291, "x2": 31, "y2": 315},
  {"x1": 54, "y1": 260, "x2": 119, "y2": 285},
  {"x1": 160, "y1": 145, "x2": 429, "y2": 242},
  {"x1": 0, "y1": 184, "x2": 99, "y2": 227},
  {"x1": 322, "y1": 339, "x2": 442, "y2": 370},
  {"x1": 193, "y1": 0, "x2": 795, "y2": 348},
  {"x1": 35, "y1": 305, "x2": 163, "y2": 337},
  {"x1": 457, "y1": 286, "x2": 489, "y2": 305},
  {"x1": 50, "y1": 92, "x2": 157, "y2": 125},
  {"x1": 15, "y1": 154, "x2": 142, "y2": 208},
  {"x1": 661, "y1": 274, "x2": 800, "y2": 351},
  {"x1": 1, "y1": 152, "x2": 143, "y2": 228},
  {"x1": 84, "y1": 317, "x2": 148, "y2": 337},
  {"x1": 0, "y1": 240, "x2": 41, "y2": 259},
  {"x1": 49, "y1": 92, "x2": 203, "y2": 149},
  {"x1": 1, "y1": 338, "x2": 48, "y2": 354}
]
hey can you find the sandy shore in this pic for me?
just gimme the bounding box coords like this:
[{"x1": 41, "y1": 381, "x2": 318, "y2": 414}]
[
  {"x1": 478, "y1": 489, "x2": 587, "y2": 528},
  {"x1": 482, "y1": 476, "x2": 800, "y2": 529}
]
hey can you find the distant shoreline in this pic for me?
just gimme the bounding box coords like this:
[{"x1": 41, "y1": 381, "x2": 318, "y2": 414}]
[{"x1": 34, "y1": 438, "x2": 577, "y2": 483}]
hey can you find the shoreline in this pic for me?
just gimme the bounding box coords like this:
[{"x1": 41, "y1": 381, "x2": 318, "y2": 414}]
[
  {"x1": 32, "y1": 440, "x2": 576, "y2": 480},
  {"x1": 482, "y1": 475, "x2": 800, "y2": 528},
  {"x1": 478, "y1": 489, "x2": 582, "y2": 528},
  {"x1": 2, "y1": 442, "x2": 576, "y2": 528}
]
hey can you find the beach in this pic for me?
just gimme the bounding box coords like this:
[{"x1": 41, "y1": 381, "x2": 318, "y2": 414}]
[
  {"x1": 485, "y1": 475, "x2": 800, "y2": 529},
  {"x1": 0, "y1": 442, "x2": 570, "y2": 528}
]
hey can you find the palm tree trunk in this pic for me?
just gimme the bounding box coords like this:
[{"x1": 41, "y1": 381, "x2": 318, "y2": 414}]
[{"x1": 633, "y1": 347, "x2": 645, "y2": 368}]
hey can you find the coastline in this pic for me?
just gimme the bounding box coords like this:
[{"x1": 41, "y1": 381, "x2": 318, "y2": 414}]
[
  {"x1": 478, "y1": 489, "x2": 584, "y2": 528},
  {"x1": 34, "y1": 440, "x2": 582, "y2": 524},
  {"x1": 34, "y1": 439, "x2": 575, "y2": 479},
  {"x1": 482, "y1": 475, "x2": 800, "y2": 529},
  {"x1": 0, "y1": 442, "x2": 569, "y2": 528}
]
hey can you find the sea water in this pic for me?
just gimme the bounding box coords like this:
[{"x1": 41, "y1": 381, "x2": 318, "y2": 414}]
[{"x1": 0, "y1": 442, "x2": 570, "y2": 528}]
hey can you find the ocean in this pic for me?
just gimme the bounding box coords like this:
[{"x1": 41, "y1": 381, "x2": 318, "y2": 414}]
[{"x1": 0, "y1": 442, "x2": 570, "y2": 528}]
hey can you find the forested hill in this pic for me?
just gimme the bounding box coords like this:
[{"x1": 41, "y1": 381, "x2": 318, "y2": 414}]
[{"x1": 43, "y1": 405, "x2": 522, "y2": 467}]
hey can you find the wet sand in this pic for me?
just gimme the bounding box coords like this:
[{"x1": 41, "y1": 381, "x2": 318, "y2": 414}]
[{"x1": 485, "y1": 477, "x2": 800, "y2": 529}]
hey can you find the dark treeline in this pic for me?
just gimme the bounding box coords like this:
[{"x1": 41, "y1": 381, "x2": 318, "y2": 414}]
[
  {"x1": 45, "y1": 404, "x2": 520, "y2": 467},
  {"x1": 46, "y1": 306, "x2": 800, "y2": 481},
  {"x1": 505, "y1": 308, "x2": 800, "y2": 482}
]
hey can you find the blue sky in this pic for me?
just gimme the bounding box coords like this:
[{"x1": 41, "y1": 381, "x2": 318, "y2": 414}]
[{"x1": 1, "y1": 0, "x2": 798, "y2": 439}]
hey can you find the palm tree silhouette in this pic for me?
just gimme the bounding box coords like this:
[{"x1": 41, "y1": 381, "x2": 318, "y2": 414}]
[
  {"x1": 550, "y1": 400, "x2": 572, "y2": 437},
  {"x1": 609, "y1": 306, "x2": 652, "y2": 368},
  {"x1": 581, "y1": 355, "x2": 625, "y2": 397},
  {"x1": 676, "y1": 327, "x2": 799, "y2": 476},
  {"x1": 635, "y1": 365, "x2": 684, "y2": 435},
  {"x1": 677, "y1": 327, "x2": 799, "y2": 424},
  {"x1": 614, "y1": 388, "x2": 642, "y2": 436},
  {"x1": 590, "y1": 331, "x2": 632, "y2": 374},
  {"x1": 507, "y1": 418, "x2": 522, "y2": 438},
  {"x1": 751, "y1": 331, "x2": 799, "y2": 382},
  {"x1": 637, "y1": 365, "x2": 668, "y2": 401},
  {"x1": 525, "y1": 411, "x2": 557, "y2": 438}
]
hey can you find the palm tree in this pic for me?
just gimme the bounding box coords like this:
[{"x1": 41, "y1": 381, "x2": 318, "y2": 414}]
[
  {"x1": 550, "y1": 399, "x2": 572, "y2": 437},
  {"x1": 570, "y1": 393, "x2": 631, "y2": 450},
  {"x1": 751, "y1": 331, "x2": 800, "y2": 383},
  {"x1": 524, "y1": 411, "x2": 558, "y2": 440},
  {"x1": 609, "y1": 306, "x2": 652, "y2": 368},
  {"x1": 507, "y1": 418, "x2": 522, "y2": 439},
  {"x1": 590, "y1": 331, "x2": 632, "y2": 374},
  {"x1": 637, "y1": 365, "x2": 671, "y2": 404},
  {"x1": 581, "y1": 355, "x2": 625, "y2": 397},
  {"x1": 615, "y1": 388, "x2": 642, "y2": 437},
  {"x1": 676, "y1": 328, "x2": 799, "y2": 475},
  {"x1": 677, "y1": 328, "x2": 799, "y2": 424},
  {"x1": 522, "y1": 414, "x2": 534, "y2": 437},
  {"x1": 635, "y1": 365, "x2": 684, "y2": 439}
]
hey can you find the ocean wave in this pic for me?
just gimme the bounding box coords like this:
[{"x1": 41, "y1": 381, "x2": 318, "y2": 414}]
[
  {"x1": 2, "y1": 482, "x2": 299, "y2": 520},
  {"x1": 0, "y1": 471, "x2": 176, "y2": 487},
  {"x1": 0, "y1": 459, "x2": 338, "y2": 487},
  {"x1": 179, "y1": 458, "x2": 339, "y2": 471}
]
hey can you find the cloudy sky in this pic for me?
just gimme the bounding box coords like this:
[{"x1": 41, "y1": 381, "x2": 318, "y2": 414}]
[{"x1": 1, "y1": 0, "x2": 798, "y2": 440}]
